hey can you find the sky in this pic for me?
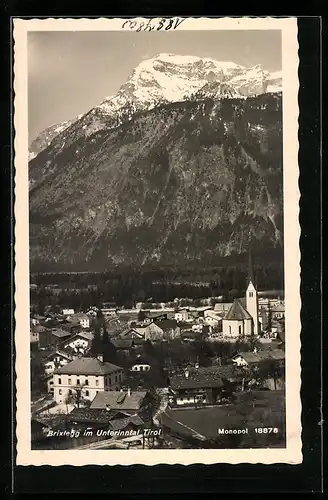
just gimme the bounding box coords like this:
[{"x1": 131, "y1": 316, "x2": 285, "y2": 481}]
[{"x1": 28, "y1": 30, "x2": 282, "y2": 142}]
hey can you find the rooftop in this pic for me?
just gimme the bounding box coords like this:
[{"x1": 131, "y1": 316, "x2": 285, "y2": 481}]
[
  {"x1": 68, "y1": 408, "x2": 144, "y2": 428},
  {"x1": 234, "y1": 349, "x2": 285, "y2": 363},
  {"x1": 54, "y1": 357, "x2": 123, "y2": 375},
  {"x1": 154, "y1": 319, "x2": 178, "y2": 330},
  {"x1": 63, "y1": 331, "x2": 94, "y2": 343},
  {"x1": 170, "y1": 374, "x2": 223, "y2": 390},
  {"x1": 225, "y1": 299, "x2": 252, "y2": 321},
  {"x1": 90, "y1": 390, "x2": 148, "y2": 410},
  {"x1": 51, "y1": 329, "x2": 73, "y2": 338},
  {"x1": 111, "y1": 339, "x2": 134, "y2": 349}
]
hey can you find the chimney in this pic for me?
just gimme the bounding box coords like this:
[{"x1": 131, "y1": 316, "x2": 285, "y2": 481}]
[
  {"x1": 253, "y1": 346, "x2": 258, "y2": 353},
  {"x1": 105, "y1": 404, "x2": 110, "y2": 411},
  {"x1": 184, "y1": 369, "x2": 189, "y2": 379},
  {"x1": 97, "y1": 354, "x2": 103, "y2": 362},
  {"x1": 127, "y1": 387, "x2": 131, "y2": 397}
]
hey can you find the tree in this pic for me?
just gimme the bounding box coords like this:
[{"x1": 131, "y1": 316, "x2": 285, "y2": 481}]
[
  {"x1": 255, "y1": 359, "x2": 284, "y2": 390},
  {"x1": 138, "y1": 309, "x2": 146, "y2": 322},
  {"x1": 65, "y1": 383, "x2": 88, "y2": 409},
  {"x1": 91, "y1": 325, "x2": 102, "y2": 356},
  {"x1": 144, "y1": 339, "x2": 154, "y2": 357}
]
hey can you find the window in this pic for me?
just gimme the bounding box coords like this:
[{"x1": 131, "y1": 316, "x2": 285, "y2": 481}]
[
  {"x1": 58, "y1": 378, "x2": 62, "y2": 385},
  {"x1": 68, "y1": 379, "x2": 71, "y2": 385},
  {"x1": 108, "y1": 377, "x2": 111, "y2": 385},
  {"x1": 229, "y1": 325, "x2": 231, "y2": 335},
  {"x1": 85, "y1": 390, "x2": 89, "y2": 397},
  {"x1": 85, "y1": 379, "x2": 89, "y2": 386},
  {"x1": 239, "y1": 325, "x2": 242, "y2": 335},
  {"x1": 96, "y1": 380, "x2": 99, "y2": 387},
  {"x1": 115, "y1": 375, "x2": 118, "y2": 383},
  {"x1": 59, "y1": 389, "x2": 62, "y2": 395},
  {"x1": 249, "y1": 292, "x2": 253, "y2": 298},
  {"x1": 77, "y1": 379, "x2": 80, "y2": 385},
  {"x1": 68, "y1": 389, "x2": 72, "y2": 395}
]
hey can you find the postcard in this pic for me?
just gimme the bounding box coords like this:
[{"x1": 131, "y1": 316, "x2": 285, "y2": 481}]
[{"x1": 14, "y1": 16, "x2": 301, "y2": 465}]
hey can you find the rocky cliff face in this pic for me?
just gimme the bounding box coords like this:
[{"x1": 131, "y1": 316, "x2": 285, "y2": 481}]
[
  {"x1": 29, "y1": 53, "x2": 282, "y2": 162},
  {"x1": 29, "y1": 93, "x2": 283, "y2": 271}
]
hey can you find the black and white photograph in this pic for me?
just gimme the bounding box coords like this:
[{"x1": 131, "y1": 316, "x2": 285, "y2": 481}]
[{"x1": 14, "y1": 17, "x2": 301, "y2": 465}]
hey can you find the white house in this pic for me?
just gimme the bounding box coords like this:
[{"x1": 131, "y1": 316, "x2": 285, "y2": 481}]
[
  {"x1": 75, "y1": 313, "x2": 91, "y2": 329},
  {"x1": 175, "y1": 309, "x2": 189, "y2": 322},
  {"x1": 271, "y1": 302, "x2": 285, "y2": 320},
  {"x1": 61, "y1": 331, "x2": 94, "y2": 354},
  {"x1": 53, "y1": 355, "x2": 124, "y2": 404},
  {"x1": 232, "y1": 348, "x2": 285, "y2": 367},
  {"x1": 130, "y1": 355, "x2": 152, "y2": 372},
  {"x1": 62, "y1": 308, "x2": 75, "y2": 316},
  {"x1": 44, "y1": 349, "x2": 74, "y2": 376},
  {"x1": 204, "y1": 310, "x2": 223, "y2": 328}
]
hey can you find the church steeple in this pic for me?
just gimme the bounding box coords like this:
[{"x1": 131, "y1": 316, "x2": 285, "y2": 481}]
[{"x1": 246, "y1": 247, "x2": 259, "y2": 336}]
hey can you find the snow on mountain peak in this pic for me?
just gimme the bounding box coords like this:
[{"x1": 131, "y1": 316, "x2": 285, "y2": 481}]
[{"x1": 30, "y1": 53, "x2": 282, "y2": 158}]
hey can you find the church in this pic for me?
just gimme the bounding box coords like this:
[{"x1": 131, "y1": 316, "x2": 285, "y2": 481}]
[{"x1": 222, "y1": 252, "x2": 260, "y2": 339}]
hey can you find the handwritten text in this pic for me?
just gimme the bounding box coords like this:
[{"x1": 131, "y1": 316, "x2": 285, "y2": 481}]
[{"x1": 122, "y1": 18, "x2": 185, "y2": 32}]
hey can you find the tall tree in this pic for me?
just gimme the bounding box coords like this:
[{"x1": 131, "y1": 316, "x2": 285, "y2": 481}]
[{"x1": 91, "y1": 324, "x2": 102, "y2": 356}]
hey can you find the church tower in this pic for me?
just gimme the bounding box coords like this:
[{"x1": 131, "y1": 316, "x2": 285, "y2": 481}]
[{"x1": 246, "y1": 249, "x2": 259, "y2": 336}]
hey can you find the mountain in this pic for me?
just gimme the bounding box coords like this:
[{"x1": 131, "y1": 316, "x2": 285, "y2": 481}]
[
  {"x1": 28, "y1": 54, "x2": 282, "y2": 164},
  {"x1": 29, "y1": 115, "x2": 82, "y2": 160},
  {"x1": 29, "y1": 92, "x2": 283, "y2": 272}
]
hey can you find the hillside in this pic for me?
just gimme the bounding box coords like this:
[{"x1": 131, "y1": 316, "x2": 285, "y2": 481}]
[{"x1": 29, "y1": 93, "x2": 282, "y2": 272}]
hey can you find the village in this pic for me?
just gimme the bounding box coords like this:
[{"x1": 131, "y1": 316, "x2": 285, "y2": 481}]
[{"x1": 30, "y1": 258, "x2": 286, "y2": 450}]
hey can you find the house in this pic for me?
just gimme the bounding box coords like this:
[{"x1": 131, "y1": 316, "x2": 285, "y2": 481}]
[
  {"x1": 44, "y1": 349, "x2": 74, "y2": 376},
  {"x1": 51, "y1": 328, "x2": 74, "y2": 344},
  {"x1": 53, "y1": 355, "x2": 124, "y2": 404},
  {"x1": 30, "y1": 329, "x2": 40, "y2": 344},
  {"x1": 90, "y1": 388, "x2": 154, "y2": 420},
  {"x1": 168, "y1": 368, "x2": 224, "y2": 406},
  {"x1": 65, "y1": 388, "x2": 156, "y2": 433},
  {"x1": 119, "y1": 328, "x2": 145, "y2": 342},
  {"x1": 38, "y1": 328, "x2": 73, "y2": 348},
  {"x1": 129, "y1": 354, "x2": 152, "y2": 372},
  {"x1": 73, "y1": 313, "x2": 91, "y2": 329},
  {"x1": 67, "y1": 407, "x2": 145, "y2": 434},
  {"x1": 203, "y1": 310, "x2": 223, "y2": 328},
  {"x1": 214, "y1": 302, "x2": 233, "y2": 315},
  {"x1": 30, "y1": 314, "x2": 46, "y2": 326},
  {"x1": 62, "y1": 308, "x2": 75, "y2": 316},
  {"x1": 61, "y1": 331, "x2": 94, "y2": 354},
  {"x1": 174, "y1": 309, "x2": 189, "y2": 322},
  {"x1": 271, "y1": 302, "x2": 285, "y2": 320},
  {"x1": 101, "y1": 308, "x2": 118, "y2": 318},
  {"x1": 232, "y1": 348, "x2": 285, "y2": 367},
  {"x1": 143, "y1": 311, "x2": 169, "y2": 323},
  {"x1": 119, "y1": 322, "x2": 163, "y2": 342},
  {"x1": 154, "y1": 319, "x2": 180, "y2": 340},
  {"x1": 60, "y1": 320, "x2": 82, "y2": 335},
  {"x1": 42, "y1": 349, "x2": 75, "y2": 394}
]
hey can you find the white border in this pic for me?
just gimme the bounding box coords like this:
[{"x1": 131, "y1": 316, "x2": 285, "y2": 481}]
[{"x1": 14, "y1": 17, "x2": 301, "y2": 465}]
